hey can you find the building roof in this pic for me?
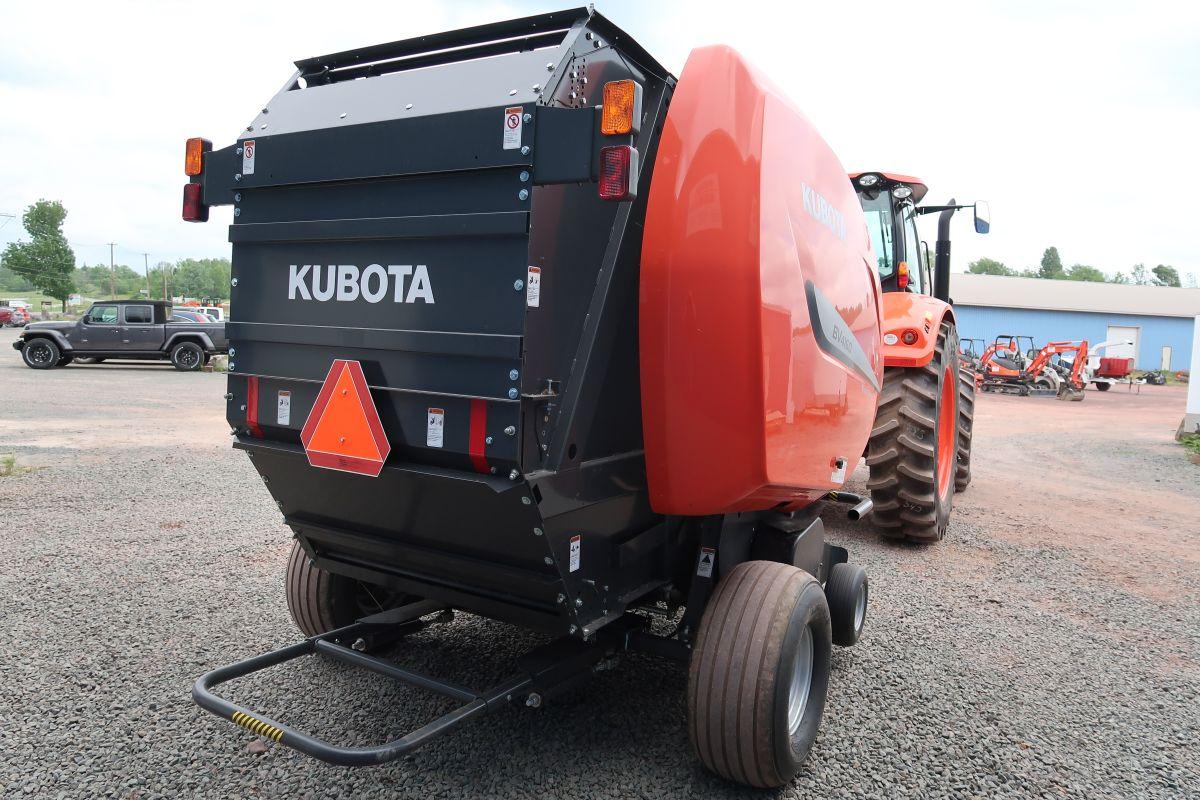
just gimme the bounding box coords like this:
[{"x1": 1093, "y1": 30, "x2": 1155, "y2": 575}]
[{"x1": 950, "y1": 273, "x2": 1200, "y2": 318}]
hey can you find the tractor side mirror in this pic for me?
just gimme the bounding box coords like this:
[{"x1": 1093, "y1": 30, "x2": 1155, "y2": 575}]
[{"x1": 974, "y1": 201, "x2": 991, "y2": 234}]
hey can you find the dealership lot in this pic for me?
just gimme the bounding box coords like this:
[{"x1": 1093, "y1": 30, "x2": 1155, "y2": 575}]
[{"x1": 1, "y1": 325, "x2": 1197, "y2": 799}]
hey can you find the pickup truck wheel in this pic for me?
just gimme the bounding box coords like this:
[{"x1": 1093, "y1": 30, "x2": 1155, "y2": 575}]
[
  {"x1": 285, "y1": 542, "x2": 416, "y2": 639},
  {"x1": 688, "y1": 561, "x2": 832, "y2": 788},
  {"x1": 170, "y1": 341, "x2": 204, "y2": 371},
  {"x1": 57, "y1": 355, "x2": 74, "y2": 367},
  {"x1": 22, "y1": 338, "x2": 60, "y2": 370}
]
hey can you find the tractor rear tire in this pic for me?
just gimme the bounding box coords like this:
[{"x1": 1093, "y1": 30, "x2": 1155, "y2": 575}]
[
  {"x1": 866, "y1": 322, "x2": 960, "y2": 543},
  {"x1": 955, "y1": 367, "x2": 975, "y2": 493},
  {"x1": 285, "y1": 541, "x2": 413, "y2": 638},
  {"x1": 688, "y1": 561, "x2": 832, "y2": 789}
]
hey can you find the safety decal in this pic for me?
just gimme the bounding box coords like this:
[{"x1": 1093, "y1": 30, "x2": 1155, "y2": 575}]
[
  {"x1": 696, "y1": 547, "x2": 715, "y2": 578},
  {"x1": 569, "y1": 534, "x2": 581, "y2": 573},
  {"x1": 427, "y1": 408, "x2": 445, "y2": 448},
  {"x1": 526, "y1": 266, "x2": 541, "y2": 308},
  {"x1": 503, "y1": 106, "x2": 523, "y2": 150},
  {"x1": 242, "y1": 139, "x2": 256, "y2": 175},
  {"x1": 277, "y1": 390, "x2": 291, "y2": 426},
  {"x1": 829, "y1": 457, "x2": 847, "y2": 484}
]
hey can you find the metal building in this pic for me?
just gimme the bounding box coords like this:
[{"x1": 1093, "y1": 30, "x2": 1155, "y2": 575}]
[{"x1": 951, "y1": 274, "x2": 1200, "y2": 371}]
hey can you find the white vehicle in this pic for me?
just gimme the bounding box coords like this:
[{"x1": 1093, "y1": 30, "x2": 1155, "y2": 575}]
[{"x1": 173, "y1": 306, "x2": 224, "y2": 321}]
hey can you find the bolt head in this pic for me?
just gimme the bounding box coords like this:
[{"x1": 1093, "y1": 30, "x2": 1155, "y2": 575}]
[
  {"x1": 231, "y1": 277, "x2": 238, "y2": 286},
  {"x1": 510, "y1": 469, "x2": 520, "y2": 480},
  {"x1": 523, "y1": 112, "x2": 532, "y2": 123},
  {"x1": 525, "y1": 693, "x2": 542, "y2": 708},
  {"x1": 234, "y1": 174, "x2": 242, "y2": 181},
  {"x1": 235, "y1": 147, "x2": 243, "y2": 156},
  {"x1": 568, "y1": 625, "x2": 578, "y2": 635},
  {"x1": 521, "y1": 496, "x2": 531, "y2": 505},
  {"x1": 574, "y1": 598, "x2": 583, "y2": 608},
  {"x1": 544, "y1": 556, "x2": 554, "y2": 566},
  {"x1": 504, "y1": 425, "x2": 516, "y2": 436},
  {"x1": 485, "y1": 435, "x2": 494, "y2": 445},
  {"x1": 521, "y1": 145, "x2": 531, "y2": 155},
  {"x1": 234, "y1": 193, "x2": 242, "y2": 202},
  {"x1": 556, "y1": 593, "x2": 565, "y2": 603},
  {"x1": 508, "y1": 388, "x2": 519, "y2": 400},
  {"x1": 509, "y1": 369, "x2": 519, "y2": 381},
  {"x1": 546, "y1": 62, "x2": 555, "y2": 71},
  {"x1": 519, "y1": 171, "x2": 530, "y2": 183},
  {"x1": 534, "y1": 527, "x2": 544, "y2": 536},
  {"x1": 514, "y1": 279, "x2": 524, "y2": 291},
  {"x1": 518, "y1": 189, "x2": 530, "y2": 201},
  {"x1": 228, "y1": 347, "x2": 236, "y2": 357},
  {"x1": 228, "y1": 363, "x2": 236, "y2": 371},
  {"x1": 233, "y1": 208, "x2": 241, "y2": 217}
]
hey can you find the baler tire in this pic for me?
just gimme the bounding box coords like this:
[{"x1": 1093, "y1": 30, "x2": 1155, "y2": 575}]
[
  {"x1": 1095, "y1": 382, "x2": 1111, "y2": 392},
  {"x1": 687, "y1": 561, "x2": 832, "y2": 789},
  {"x1": 21, "y1": 338, "x2": 60, "y2": 370},
  {"x1": 170, "y1": 342, "x2": 204, "y2": 372},
  {"x1": 866, "y1": 322, "x2": 960, "y2": 543},
  {"x1": 285, "y1": 542, "x2": 414, "y2": 639},
  {"x1": 824, "y1": 563, "x2": 868, "y2": 647},
  {"x1": 955, "y1": 367, "x2": 975, "y2": 493}
]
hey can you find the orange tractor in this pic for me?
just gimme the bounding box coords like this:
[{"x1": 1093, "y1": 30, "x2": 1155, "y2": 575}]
[{"x1": 850, "y1": 172, "x2": 989, "y2": 542}]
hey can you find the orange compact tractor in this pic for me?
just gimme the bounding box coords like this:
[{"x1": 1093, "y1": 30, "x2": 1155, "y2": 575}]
[{"x1": 850, "y1": 172, "x2": 989, "y2": 542}]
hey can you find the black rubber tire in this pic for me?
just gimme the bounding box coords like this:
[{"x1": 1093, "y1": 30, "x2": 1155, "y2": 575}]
[
  {"x1": 170, "y1": 341, "x2": 204, "y2": 371},
  {"x1": 1095, "y1": 382, "x2": 1111, "y2": 392},
  {"x1": 688, "y1": 561, "x2": 832, "y2": 788},
  {"x1": 866, "y1": 322, "x2": 959, "y2": 543},
  {"x1": 955, "y1": 367, "x2": 975, "y2": 493},
  {"x1": 825, "y1": 563, "x2": 868, "y2": 647},
  {"x1": 57, "y1": 355, "x2": 73, "y2": 367},
  {"x1": 21, "y1": 338, "x2": 60, "y2": 369},
  {"x1": 285, "y1": 541, "x2": 410, "y2": 637}
]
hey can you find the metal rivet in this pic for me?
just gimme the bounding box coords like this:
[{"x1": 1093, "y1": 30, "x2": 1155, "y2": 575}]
[
  {"x1": 545, "y1": 557, "x2": 554, "y2": 566},
  {"x1": 229, "y1": 363, "x2": 236, "y2": 371},
  {"x1": 532, "y1": 84, "x2": 541, "y2": 92},
  {"x1": 519, "y1": 171, "x2": 530, "y2": 183},
  {"x1": 525, "y1": 693, "x2": 542, "y2": 708},
  {"x1": 556, "y1": 593, "x2": 565, "y2": 603},
  {"x1": 523, "y1": 113, "x2": 532, "y2": 123},
  {"x1": 504, "y1": 425, "x2": 516, "y2": 436},
  {"x1": 534, "y1": 528, "x2": 544, "y2": 537},
  {"x1": 240, "y1": 404, "x2": 246, "y2": 411},
  {"x1": 509, "y1": 369, "x2": 519, "y2": 381},
  {"x1": 508, "y1": 388, "x2": 519, "y2": 399},
  {"x1": 231, "y1": 278, "x2": 239, "y2": 286},
  {"x1": 518, "y1": 189, "x2": 529, "y2": 200},
  {"x1": 520, "y1": 145, "x2": 530, "y2": 155},
  {"x1": 228, "y1": 348, "x2": 236, "y2": 357},
  {"x1": 490, "y1": 467, "x2": 497, "y2": 474},
  {"x1": 405, "y1": 104, "x2": 413, "y2": 110},
  {"x1": 585, "y1": 32, "x2": 593, "y2": 40},
  {"x1": 508, "y1": 89, "x2": 517, "y2": 96},
  {"x1": 485, "y1": 435, "x2": 494, "y2": 445},
  {"x1": 235, "y1": 147, "x2": 243, "y2": 156},
  {"x1": 546, "y1": 62, "x2": 555, "y2": 71},
  {"x1": 234, "y1": 193, "x2": 242, "y2": 202},
  {"x1": 233, "y1": 208, "x2": 241, "y2": 217},
  {"x1": 339, "y1": 112, "x2": 347, "y2": 119},
  {"x1": 510, "y1": 469, "x2": 520, "y2": 480},
  {"x1": 234, "y1": 174, "x2": 242, "y2": 181},
  {"x1": 514, "y1": 280, "x2": 524, "y2": 291},
  {"x1": 260, "y1": 124, "x2": 268, "y2": 130},
  {"x1": 568, "y1": 625, "x2": 578, "y2": 634},
  {"x1": 261, "y1": 108, "x2": 269, "y2": 114},
  {"x1": 521, "y1": 496, "x2": 531, "y2": 505},
  {"x1": 574, "y1": 598, "x2": 583, "y2": 608}
]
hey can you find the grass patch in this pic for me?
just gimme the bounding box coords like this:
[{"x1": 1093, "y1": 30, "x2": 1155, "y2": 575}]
[
  {"x1": 0, "y1": 454, "x2": 37, "y2": 477},
  {"x1": 1180, "y1": 434, "x2": 1200, "y2": 457}
]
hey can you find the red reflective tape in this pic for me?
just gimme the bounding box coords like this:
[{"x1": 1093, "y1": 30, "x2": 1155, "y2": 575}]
[
  {"x1": 468, "y1": 399, "x2": 490, "y2": 474},
  {"x1": 246, "y1": 376, "x2": 263, "y2": 438}
]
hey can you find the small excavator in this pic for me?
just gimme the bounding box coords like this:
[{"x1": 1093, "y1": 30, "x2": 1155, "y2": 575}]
[{"x1": 979, "y1": 336, "x2": 1088, "y2": 399}]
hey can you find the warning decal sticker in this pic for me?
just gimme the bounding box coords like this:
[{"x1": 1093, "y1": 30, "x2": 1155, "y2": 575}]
[
  {"x1": 526, "y1": 266, "x2": 541, "y2": 308},
  {"x1": 569, "y1": 535, "x2": 581, "y2": 573},
  {"x1": 242, "y1": 139, "x2": 256, "y2": 175},
  {"x1": 696, "y1": 547, "x2": 715, "y2": 578},
  {"x1": 427, "y1": 408, "x2": 445, "y2": 448},
  {"x1": 503, "y1": 106, "x2": 523, "y2": 150},
  {"x1": 277, "y1": 390, "x2": 291, "y2": 426}
]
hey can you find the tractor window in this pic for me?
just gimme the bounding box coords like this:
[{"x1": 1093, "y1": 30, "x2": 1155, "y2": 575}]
[
  {"x1": 903, "y1": 207, "x2": 923, "y2": 293},
  {"x1": 859, "y1": 193, "x2": 895, "y2": 277}
]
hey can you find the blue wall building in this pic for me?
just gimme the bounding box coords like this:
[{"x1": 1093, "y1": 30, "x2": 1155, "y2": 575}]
[{"x1": 950, "y1": 274, "x2": 1200, "y2": 371}]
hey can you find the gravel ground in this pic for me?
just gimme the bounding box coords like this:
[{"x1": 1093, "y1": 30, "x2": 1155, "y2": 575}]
[{"x1": 1, "y1": 325, "x2": 1198, "y2": 799}]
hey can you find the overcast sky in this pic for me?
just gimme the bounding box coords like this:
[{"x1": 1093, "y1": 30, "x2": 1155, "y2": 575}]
[{"x1": 1, "y1": 0, "x2": 1197, "y2": 283}]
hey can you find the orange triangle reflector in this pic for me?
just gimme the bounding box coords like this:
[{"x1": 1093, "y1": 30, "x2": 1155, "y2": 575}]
[{"x1": 300, "y1": 359, "x2": 391, "y2": 477}]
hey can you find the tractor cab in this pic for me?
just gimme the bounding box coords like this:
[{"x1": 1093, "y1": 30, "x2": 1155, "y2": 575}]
[{"x1": 850, "y1": 171, "x2": 990, "y2": 303}]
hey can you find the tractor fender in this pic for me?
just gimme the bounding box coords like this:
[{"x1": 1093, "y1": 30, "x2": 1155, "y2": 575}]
[
  {"x1": 164, "y1": 331, "x2": 216, "y2": 352},
  {"x1": 20, "y1": 330, "x2": 72, "y2": 351},
  {"x1": 878, "y1": 293, "x2": 955, "y2": 368}
]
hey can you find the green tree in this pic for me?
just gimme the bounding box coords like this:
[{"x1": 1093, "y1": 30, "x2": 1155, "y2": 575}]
[
  {"x1": 967, "y1": 257, "x2": 1014, "y2": 276},
  {"x1": 172, "y1": 257, "x2": 231, "y2": 301},
  {"x1": 1, "y1": 200, "x2": 76, "y2": 310},
  {"x1": 1131, "y1": 263, "x2": 1149, "y2": 285},
  {"x1": 1152, "y1": 265, "x2": 1181, "y2": 287},
  {"x1": 1066, "y1": 264, "x2": 1107, "y2": 282},
  {"x1": 1039, "y1": 246, "x2": 1064, "y2": 279},
  {"x1": 1109, "y1": 272, "x2": 1130, "y2": 284}
]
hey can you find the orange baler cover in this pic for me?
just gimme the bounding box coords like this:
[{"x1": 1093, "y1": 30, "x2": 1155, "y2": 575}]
[{"x1": 639, "y1": 46, "x2": 884, "y2": 515}]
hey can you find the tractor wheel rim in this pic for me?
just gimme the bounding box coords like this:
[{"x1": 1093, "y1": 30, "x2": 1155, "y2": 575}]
[
  {"x1": 787, "y1": 625, "x2": 814, "y2": 737},
  {"x1": 854, "y1": 584, "x2": 867, "y2": 631},
  {"x1": 936, "y1": 363, "x2": 956, "y2": 499}
]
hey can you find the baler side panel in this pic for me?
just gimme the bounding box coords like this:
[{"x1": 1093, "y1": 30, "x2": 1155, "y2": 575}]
[{"x1": 640, "y1": 46, "x2": 881, "y2": 516}]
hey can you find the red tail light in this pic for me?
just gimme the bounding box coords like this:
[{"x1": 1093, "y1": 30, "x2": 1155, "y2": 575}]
[
  {"x1": 897, "y1": 261, "x2": 909, "y2": 290},
  {"x1": 182, "y1": 183, "x2": 208, "y2": 222},
  {"x1": 599, "y1": 145, "x2": 639, "y2": 201}
]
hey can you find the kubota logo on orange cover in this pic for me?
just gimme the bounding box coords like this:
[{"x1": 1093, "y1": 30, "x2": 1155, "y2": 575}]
[{"x1": 300, "y1": 359, "x2": 391, "y2": 477}]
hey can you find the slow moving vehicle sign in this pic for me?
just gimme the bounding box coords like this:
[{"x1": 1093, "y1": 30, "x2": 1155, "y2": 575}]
[{"x1": 300, "y1": 359, "x2": 390, "y2": 476}]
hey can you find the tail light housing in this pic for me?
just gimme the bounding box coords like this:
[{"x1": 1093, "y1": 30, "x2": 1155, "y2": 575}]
[
  {"x1": 601, "y1": 79, "x2": 643, "y2": 135},
  {"x1": 897, "y1": 261, "x2": 909, "y2": 290},
  {"x1": 599, "y1": 145, "x2": 639, "y2": 201},
  {"x1": 182, "y1": 183, "x2": 208, "y2": 222},
  {"x1": 184, "y1": 137, "x2": 211, "y2": 176}
]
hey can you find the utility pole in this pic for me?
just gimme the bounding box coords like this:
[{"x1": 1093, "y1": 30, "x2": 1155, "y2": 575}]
[
  {"x1": 143, "y1": 253, "x2": 152, "y2": 298},
  {"x1": 107, "y1": 243, "x2": 117, "y2": 299}
]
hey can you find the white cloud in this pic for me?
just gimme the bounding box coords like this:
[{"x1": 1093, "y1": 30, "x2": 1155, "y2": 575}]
[{"x1": 2, "y1": 0, "x2": 1197, "y2": 282}]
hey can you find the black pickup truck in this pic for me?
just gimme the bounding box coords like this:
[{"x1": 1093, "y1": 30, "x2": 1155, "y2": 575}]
[{"x1": 14, "y1": 300, "x2": 228, "y2": 371}]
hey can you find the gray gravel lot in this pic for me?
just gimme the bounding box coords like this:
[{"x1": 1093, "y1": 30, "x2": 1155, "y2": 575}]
[{"x1": 1, "y1": 325, "x2": 1198, "y2": 799}]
